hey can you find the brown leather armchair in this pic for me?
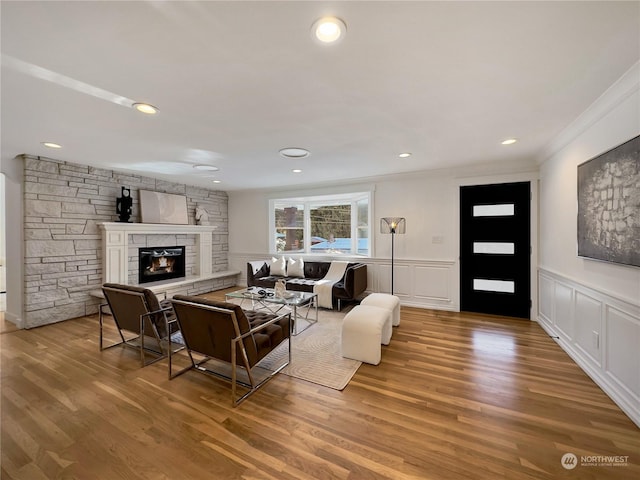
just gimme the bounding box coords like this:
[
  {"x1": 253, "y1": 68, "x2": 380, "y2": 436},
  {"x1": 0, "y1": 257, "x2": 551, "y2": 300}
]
[
  {"x1": 169, "y1": 295, "x2": 291, "y2": 406},
  {"x1": 100, "y1": 283, "x2": 179, "y2": 368}
]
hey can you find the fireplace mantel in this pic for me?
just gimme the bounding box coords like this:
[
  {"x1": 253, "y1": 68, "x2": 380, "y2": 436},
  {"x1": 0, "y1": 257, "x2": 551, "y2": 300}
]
[
  {"x1": 99, "y1": 222, "x2": 218, "y2": 285},
  {"x1": 99, "y1": 222, "x2": 217, "y2": 235}
]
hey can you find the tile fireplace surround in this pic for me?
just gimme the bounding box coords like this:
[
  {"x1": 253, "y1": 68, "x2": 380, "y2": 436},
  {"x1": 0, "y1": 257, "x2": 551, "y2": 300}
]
[{"x1": 99, "y1": 222, "x2": 238, "y2": 294}]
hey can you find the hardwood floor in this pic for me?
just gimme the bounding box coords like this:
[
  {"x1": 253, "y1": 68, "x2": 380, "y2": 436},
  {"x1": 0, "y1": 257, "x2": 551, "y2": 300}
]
[{"x1": 1, "y1": 288, "x2": 638, "y2": 479}]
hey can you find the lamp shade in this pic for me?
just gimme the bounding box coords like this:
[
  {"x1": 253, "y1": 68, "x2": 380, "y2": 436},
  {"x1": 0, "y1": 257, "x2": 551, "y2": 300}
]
[{"x1": 380, "y1": 217, "x2": 406, "y2": 234}]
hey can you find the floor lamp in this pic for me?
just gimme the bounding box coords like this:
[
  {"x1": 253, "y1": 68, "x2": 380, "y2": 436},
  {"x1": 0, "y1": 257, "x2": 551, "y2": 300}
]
[{"x1": 380, "y1": 217, "x2": 406, "y2": 295}]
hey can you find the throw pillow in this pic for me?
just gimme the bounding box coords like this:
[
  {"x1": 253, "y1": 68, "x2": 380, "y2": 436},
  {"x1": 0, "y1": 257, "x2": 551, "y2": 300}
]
[
  {"x1": 287, "y1": 257, "x2": 305, "y2": 278},
  {"x1": 270, "y1": 256, "x2": 287, "y2": 276}
]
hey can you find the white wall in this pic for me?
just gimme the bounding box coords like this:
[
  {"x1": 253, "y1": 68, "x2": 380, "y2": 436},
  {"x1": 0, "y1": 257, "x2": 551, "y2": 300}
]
[
  {"x1": 0, "y1": 157, "x2": 24, "y2": 326},
  {"x1": 539, "y1": 108, "x2": 640, "y2": 302},
  {"x1": 0, "y1": 173, "x2": 6, "y2": 311},
  {"x1": 371, "y1": 175, "x2": 456, "y2": 261},
  {"x1": 538, "y1": 62, "x2": 640, "y2": 427},
  {"x1": 229, "y1": 164, "x2": 538, "y2": 311},
  {"x1": 229, "y1": 189, "x2": 271, "y2": 254}
]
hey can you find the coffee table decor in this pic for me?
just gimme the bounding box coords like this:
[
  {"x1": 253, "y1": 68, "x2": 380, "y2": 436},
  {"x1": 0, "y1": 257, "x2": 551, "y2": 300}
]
[{"x1": 225, "y1": 286, "x2": 318, "y2": 335}]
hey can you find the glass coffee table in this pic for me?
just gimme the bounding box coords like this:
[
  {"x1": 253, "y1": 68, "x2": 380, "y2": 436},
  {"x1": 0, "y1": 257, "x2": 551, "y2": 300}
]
[{"x1": 225, "y1": 287, "x2": 318, "y2": 335}]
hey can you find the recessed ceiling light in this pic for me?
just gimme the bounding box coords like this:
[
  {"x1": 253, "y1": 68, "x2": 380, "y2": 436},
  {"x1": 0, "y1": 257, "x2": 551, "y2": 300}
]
[
  {"x1": 292, "y1": 169, "x2": 303, "y2": 173},
  {"x1": 193, "y1": 165, "x2": 219, "y2": 171},
  {"x1": 42, "y1": 142, "x2": 62, "y2": 149},
  {"x1": 132, "y1": 102, "x2": 159, "y2": 115},
  {"x1": 399, "y1": 152, "x2": 412, "y2": 158},
  {"x1": 312, "y1": 17, "x2": 346, "y2": 44},
  {"x1": 501, "y1": 138, "x2": 517, "y2": 145},
  {"x1": 279, "y1": 147, "x2": 310, "y2": 159},
  {"x1": 212, "y1": 180, "x2": 221, "y2": 184}
]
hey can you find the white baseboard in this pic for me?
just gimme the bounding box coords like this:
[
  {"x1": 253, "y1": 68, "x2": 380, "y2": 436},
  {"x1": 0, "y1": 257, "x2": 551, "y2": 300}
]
[{"x1": 4, "y1": 310, "x2": 24, "y2": 329}]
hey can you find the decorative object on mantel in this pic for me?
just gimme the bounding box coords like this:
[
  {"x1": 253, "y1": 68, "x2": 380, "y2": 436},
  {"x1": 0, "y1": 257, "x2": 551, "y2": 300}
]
[
  {"x1": 139, "y1": 190, "x2": 188, "y2": 224},
  {"x1": 116, "y1": 186, "x2": 132, "y2": 223},
  {"x1": 577, "y1": 134, "x2": 639, "y2": 268},
  {"x1": 380, "y1": 217, "x2": 406, "y2": 294},
  {"x1": 195, "y1": 204, "x2": 210, "y2": 225}
]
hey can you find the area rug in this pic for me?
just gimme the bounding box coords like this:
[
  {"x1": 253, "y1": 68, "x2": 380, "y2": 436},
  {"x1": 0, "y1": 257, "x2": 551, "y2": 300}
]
[{"x1": 259, "y1": 307, "x2": 361, "y2": 390}]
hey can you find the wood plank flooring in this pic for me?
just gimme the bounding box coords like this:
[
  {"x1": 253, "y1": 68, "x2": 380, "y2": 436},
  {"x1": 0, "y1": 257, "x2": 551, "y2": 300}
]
[{"x1": 1, "y1": 287, "x2": 638, "y2": 479}]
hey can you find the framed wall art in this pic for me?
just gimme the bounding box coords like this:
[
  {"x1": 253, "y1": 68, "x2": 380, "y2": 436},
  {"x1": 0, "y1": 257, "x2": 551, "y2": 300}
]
[
  {"x1": 139, "y1": 190, "x2": 189, "y2": 225},
  {"x1": 577, "y1": 134, "x2": 639, "y2": 267}
]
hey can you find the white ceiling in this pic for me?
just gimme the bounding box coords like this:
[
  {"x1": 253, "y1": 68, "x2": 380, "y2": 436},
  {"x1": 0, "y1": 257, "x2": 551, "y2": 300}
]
[{"x1": 1, "y1": 1, "x2": 639, "y2": 191}]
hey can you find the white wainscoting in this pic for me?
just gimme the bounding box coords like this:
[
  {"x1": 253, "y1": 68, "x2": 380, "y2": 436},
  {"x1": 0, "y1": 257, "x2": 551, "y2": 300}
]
[
  {"x1": 538, "y1": 268, "x2": 640, "y2": 428},
  {"x1": 229, "y1": 253, "x2": 458, "y2": 311}
]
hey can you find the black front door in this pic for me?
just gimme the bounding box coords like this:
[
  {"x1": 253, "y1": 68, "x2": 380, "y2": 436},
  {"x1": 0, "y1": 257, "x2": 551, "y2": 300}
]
[{"x1": 460, "y1": 182, "x2": 531, "y2": 319}]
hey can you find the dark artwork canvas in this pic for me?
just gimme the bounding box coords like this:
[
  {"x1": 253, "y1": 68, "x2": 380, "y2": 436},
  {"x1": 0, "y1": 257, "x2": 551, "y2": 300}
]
[{"x1": 577, "y1": 135, "x2": 640, "y2": 267}]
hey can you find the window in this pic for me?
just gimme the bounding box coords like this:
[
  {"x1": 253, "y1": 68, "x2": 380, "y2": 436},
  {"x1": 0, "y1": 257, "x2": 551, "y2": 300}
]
[
  {"x1": 270, "y1": 192, "x2": 371, "y2": 256},
  {"x1": 274, "y1": 203, "x2": 305, "y2": 253},
  {"x1": 473, "y1": 278, "x2": 515, "y2": 293},
  {"x1": 473, "y1": 203, "x2": 515, "y2": 217},
  {"x1": 473, "y1": 242, "x2": 515, "y2": 254}
]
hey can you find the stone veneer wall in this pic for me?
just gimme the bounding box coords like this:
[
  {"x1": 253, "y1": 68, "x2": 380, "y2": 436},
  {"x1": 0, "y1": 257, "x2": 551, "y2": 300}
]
[{"x1": 23, "y1": 155, "x2": 232, "y2": 328}]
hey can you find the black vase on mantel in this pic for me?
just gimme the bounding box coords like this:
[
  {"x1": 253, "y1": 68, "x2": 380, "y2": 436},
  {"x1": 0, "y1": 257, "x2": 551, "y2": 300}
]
[{"x1": 116, "y1": 186, "x2": 132, "y2": 223}]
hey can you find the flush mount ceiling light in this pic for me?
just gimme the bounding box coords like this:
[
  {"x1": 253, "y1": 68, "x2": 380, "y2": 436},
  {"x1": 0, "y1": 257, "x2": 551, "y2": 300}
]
[
  {"x1": 193, "y1": 165, "x2": 219, "y2": 171},
  {"x1": 311, "y1": 16, "x2": 347, "y2": 44},
  {"x1": 42, "y1": 142, "x2": 62, "y2": 149},
  {"x1": 398, "y1": 152, "x2": 412, "y2": 158},
  {"x1": 292, "y1": 169, "x2": 303, "y2": 173},
  {"x1": 501, "y1": 138, "x2": 518, "y2": 145},
  {"x1": 132, "y1": 102, "x2": 159, "y2": 115},
  {"x1": 212, "y1": 180, "x2": 221, "y2": 184},
  {"x1": 279, "y1": 147, "x2": 310, "y2": 159}
]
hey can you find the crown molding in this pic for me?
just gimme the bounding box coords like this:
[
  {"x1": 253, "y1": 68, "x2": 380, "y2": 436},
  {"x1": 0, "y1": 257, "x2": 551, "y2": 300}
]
[{"x1": 537, "y1": 61, "x2": 640, "y2": 164}]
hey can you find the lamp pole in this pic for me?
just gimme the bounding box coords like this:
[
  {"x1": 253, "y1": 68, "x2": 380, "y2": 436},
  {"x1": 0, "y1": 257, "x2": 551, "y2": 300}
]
[
  {"x1": 390, "y1": 225, "x2": 396, "y2": 295},
  {"x1": 381, "y1": 217, "x2": 404, "y2": 296}
]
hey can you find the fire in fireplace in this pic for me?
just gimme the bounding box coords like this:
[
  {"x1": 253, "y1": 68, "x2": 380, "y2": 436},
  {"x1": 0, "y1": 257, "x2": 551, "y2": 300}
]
[{"x1": 138, "y1": 246, "x2": 186, "y2": 284}]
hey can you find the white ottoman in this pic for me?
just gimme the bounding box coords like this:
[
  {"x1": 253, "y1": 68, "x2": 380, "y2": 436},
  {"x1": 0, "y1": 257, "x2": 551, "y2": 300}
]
[
  {"x1": 361, "y1": 293, "x2": 401, "y2": 327},
  {"x1": 341, "y1": 305, "x2": 390, "y2": 365}
]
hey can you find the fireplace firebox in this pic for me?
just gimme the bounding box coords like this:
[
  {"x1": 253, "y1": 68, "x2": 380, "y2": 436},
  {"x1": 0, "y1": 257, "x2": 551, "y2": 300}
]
[{"x1": 138, "y1": 246, "x2": 186, "y2": 284}]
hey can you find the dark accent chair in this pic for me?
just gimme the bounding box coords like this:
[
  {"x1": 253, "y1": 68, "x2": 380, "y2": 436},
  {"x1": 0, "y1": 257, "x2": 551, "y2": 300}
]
[
  {"x1": 169, "y1": 295, "x2": 291, "y2": 406},
  {"x1": 100, "y1": 283, "x2": 180, "y2": 370}
]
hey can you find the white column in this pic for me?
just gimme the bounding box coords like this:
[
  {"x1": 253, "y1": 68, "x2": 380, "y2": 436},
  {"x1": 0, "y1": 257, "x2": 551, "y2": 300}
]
[
  {"x1": 198, "y1": 231, "x2": 212, "y2": 276},
  {"x1": 103, "y1": 228, "x2": 128, "y2": 284}
]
